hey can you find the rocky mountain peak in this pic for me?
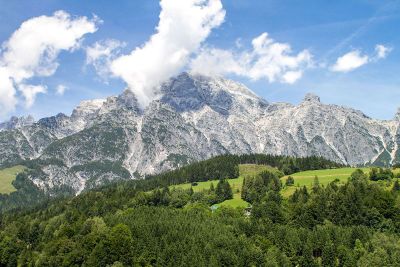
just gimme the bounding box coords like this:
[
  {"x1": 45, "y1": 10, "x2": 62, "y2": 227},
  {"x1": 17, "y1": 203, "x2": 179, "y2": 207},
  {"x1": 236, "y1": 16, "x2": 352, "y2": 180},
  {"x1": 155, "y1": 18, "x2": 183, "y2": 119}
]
[
  {"x1": 72, "y1": 99, "x2": 106, "y2": 118},
  {"x1": 159, "y1": 72, "x2": 267, "y2": 115},
  {"x1": 1, "y1": 73, "x2": 399, "y2": 195},
  {"x1": 394, "y1": 108, "x2": 400, "y2": 121},
  {"x1": 116, "y1": 89, "x2": 140, "y2": 111},
  {"x1": 0, "y1": 115, "x2": 35, "y2": 131},
  {"x1": 38, "y1": 113, "x2": 68, "y2": 129},
  {"x1": 303, "y1": 93, "x2": 321, "y2": 103}
]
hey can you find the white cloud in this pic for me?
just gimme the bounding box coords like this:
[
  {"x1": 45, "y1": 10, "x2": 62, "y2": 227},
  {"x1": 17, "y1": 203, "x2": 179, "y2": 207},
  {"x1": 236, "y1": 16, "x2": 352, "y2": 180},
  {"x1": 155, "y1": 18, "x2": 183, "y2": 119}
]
[
  {"x1": 0, "y1": 10, "x2": 99, "y2": 118},
  {"x1": 190, "y1": 32, "x2": 312, "y2": 84},
  {"x1": 331, "y1": 50, "x2": 369, "y2": 72},
  {"x1": 56, "y1": 84, "x2": 68, "y2": 95},
  {"x1": 0, "y1": 67, "x2": 17, "y2": 119},
  {"x1": 375, "y1": 44, "x2": 391, "y2": 59},
  {"x1": 85, "y1": 39, "x2": 126, "y2": 80},
  {"x1": 189, "y1": 48, "x2": 243, "y2": 76},
  {"x1": 282, "y1": 71, "x2": 303, "y2": 84},
  {"x1": 19, "y1": 84, "x2": 47, "y2": 108},
  {"x1": 331, "y1": 44, "x2": 392, "y2": 73},
  {"x1": 110, "y1": 0, "x2": 225, "y2": 107}
]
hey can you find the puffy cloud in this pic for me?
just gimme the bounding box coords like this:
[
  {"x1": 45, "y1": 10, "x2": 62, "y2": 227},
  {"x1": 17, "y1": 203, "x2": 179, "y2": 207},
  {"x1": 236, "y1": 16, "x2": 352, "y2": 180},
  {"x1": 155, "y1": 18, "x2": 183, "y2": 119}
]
[
  {"x1": 331, "y1": 50, "x2": 369, "y2": 72},
  {"x1": 282, "y1": 71, "x2": 303, "y2": 84},
  {"x1": 110, "y1": 0, "x2": 225, "y2": 107},
  {"x1": 331, "y1": 44, "x2": 392, "y2": 73},
  {"x1": 56, "y1": 84, "x2": 68, "y2": 96},
  {"x1": 190, "y1": 32, "x2": 312, "y2": 84},
  {"x1": 189, "y1": 48, "x2": 243, "y2": 76},
  {"x1": 375, "y1": 44, "x2": 391, "y2": 59},
  {"x1": 0, "y1": 10, "x2": 99, "y2": 118}
]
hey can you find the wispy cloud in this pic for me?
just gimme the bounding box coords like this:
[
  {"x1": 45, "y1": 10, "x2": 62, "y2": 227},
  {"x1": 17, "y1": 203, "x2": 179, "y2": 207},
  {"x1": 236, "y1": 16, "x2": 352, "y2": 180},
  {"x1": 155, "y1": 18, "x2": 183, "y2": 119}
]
[
  {"x1": 375, "y1": 44, "x2": 392, "y2": 59},
  {"x1": 325, "y1": 2, "x2": 397, "y2": 60},
  {"x1": 85, "y1": 39, "x2": 126, "y2": 82},
  {"x1": 56, "y1": 84, "x2": 68, "y2": 96},
  {"x1": 19, "y1": 84, "x2": 47, "y2": 108}
]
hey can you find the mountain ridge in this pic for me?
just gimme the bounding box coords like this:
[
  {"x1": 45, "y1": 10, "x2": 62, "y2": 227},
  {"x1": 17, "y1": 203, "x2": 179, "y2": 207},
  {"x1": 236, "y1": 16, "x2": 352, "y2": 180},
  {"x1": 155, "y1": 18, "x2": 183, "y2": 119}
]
[{"x1": 0, "y1": 72, "x2": 399, "y2": 194}]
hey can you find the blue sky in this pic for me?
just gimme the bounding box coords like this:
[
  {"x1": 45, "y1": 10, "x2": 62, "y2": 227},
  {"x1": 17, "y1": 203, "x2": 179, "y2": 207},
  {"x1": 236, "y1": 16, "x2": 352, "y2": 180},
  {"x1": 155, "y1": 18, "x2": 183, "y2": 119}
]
[{"x1": 0, "y1": 0, "x2": 399, "y2": 120}]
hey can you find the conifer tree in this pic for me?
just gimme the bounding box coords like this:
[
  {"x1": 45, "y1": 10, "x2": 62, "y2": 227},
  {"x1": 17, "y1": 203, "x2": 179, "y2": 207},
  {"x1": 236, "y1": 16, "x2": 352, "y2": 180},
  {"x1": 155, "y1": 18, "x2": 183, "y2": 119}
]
[
  {"x1": 216, "y1": 179, "x2": 233, "y2": 202},
  {"x1": 392, "y1": 180, "x2": 400, "y2": 192}
]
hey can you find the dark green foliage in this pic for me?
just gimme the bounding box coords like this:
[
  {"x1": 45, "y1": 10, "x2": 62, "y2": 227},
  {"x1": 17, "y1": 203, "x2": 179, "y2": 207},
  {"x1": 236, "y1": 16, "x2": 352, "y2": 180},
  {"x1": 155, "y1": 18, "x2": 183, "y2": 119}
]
[
  {"x1": 392, "y1": 180, "x2": 400, "y2": 192},
  {"x1": 0, "y1": 157, "x2": 398, "y2": 266},
  {"x1": 215, "y1": 179, "x2": 233, "y2": 202},
  {"x1": 0, "y1": 172, "x2": 48, "y2": 213},
  {"x1": 369, "y1": 167, "x2": 394, "y2": 181},
  {"x1": 145, "y1": 154, "x2": 344, "y2": 188},
  {"x1": 288, "y1": 170, "x2": 399, "y2": 229},
  {"x1": 236, "y1": 154, "x2": 345, "y2": 175},
  {"x1": 242, "y1": 170, "x2": 282, "y2": 203},
  {"x1": 0, "y1": 153, "x2": 343, "y2": 215},
  {"x1": 285, "y1": 176, "x2": 294, "y2": 186}
]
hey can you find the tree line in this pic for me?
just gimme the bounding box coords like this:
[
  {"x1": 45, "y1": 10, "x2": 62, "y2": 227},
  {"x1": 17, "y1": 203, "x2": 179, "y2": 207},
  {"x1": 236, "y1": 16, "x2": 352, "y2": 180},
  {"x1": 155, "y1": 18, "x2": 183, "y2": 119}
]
[{"x1": 3, "y1": 155, "x2": 399, "y2": 266}]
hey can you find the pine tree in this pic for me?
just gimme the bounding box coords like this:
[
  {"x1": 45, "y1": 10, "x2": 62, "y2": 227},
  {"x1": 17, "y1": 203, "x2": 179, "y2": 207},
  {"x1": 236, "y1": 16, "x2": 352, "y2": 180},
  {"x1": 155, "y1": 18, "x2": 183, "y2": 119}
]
[
  {"x1": 392, "y1": 180, "x2": 400, "y2": 192},
  {"x1": 322, "y1": 241, "x2": 336, "y2": 267},
  {"x1": 286, "y1": 176, "x2": 294, "y2": 186},
  {"x1": 210, "y1": 182, "x2": 215, "y2": 192},
  {"x1": 312, "y1": 176, "x2": 320, "y2": 193},
  {"x1": 216, "y1": 179, "x2": 233, "y2": 202},
  {"x1": 189, "y1": 186, "x2": 194, "y2": 196}
]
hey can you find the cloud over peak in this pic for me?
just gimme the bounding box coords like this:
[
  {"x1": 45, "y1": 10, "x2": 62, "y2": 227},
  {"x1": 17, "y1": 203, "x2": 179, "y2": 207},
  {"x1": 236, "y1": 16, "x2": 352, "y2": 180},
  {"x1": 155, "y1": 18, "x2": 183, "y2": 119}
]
[{"x1": 110, "y1": 0, "x2": 226, "y2": 107}]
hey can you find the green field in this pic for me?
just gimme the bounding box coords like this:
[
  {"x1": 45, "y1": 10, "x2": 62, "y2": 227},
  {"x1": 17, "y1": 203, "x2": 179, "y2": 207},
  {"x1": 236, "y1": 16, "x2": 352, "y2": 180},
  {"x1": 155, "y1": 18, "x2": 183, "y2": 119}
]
[
  {"x1": 170, "y1": 164, "x2": 279, "y2": 208},
  {"x1": 170, "y1": 176, "x2": 250, "y2": 209},
  {"x1": 281, "y1": 167, "x2": 374, "y2": 197},
  {"x1": 0, "y1": 165, "x2": 25, "y2": 194},
  {"x1": 170, "y1": 164, "x2": 275, "y2": 193},
  {"x1": 170, "y1": 165, "x2": 399, "y2": 206}
]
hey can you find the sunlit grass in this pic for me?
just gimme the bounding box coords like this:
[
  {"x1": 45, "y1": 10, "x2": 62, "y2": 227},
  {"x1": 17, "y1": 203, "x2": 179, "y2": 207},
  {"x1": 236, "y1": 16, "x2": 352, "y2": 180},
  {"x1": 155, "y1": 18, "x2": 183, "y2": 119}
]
[{"x1": 0, "y1": 165, "x2": 25, "y2": 194}]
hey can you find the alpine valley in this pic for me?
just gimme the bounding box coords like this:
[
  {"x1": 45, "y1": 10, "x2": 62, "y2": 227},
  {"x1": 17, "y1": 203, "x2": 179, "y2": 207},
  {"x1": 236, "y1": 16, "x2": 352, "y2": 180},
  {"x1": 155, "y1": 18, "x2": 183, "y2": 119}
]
[{"x1": 1, "y1": 72, "x2": 399, "y2": 195}]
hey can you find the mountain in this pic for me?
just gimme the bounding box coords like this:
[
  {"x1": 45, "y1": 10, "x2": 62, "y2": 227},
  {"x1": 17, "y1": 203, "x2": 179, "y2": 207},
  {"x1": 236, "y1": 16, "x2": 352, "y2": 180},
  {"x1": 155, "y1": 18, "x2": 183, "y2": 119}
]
[
  {"x1": 0, "y1": 72, "x2": 399, "y2": 194},
  {"x1": 0, "y1": 115, "x2": 35, "y2": 131}
]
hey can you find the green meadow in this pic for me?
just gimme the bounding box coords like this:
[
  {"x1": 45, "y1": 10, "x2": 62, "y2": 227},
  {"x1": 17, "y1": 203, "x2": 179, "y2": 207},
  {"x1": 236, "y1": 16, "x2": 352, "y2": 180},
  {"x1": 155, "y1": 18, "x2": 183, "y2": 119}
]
[
  {"x1": 170, "y1": 164, "x2": 279, "y2": 208},
  {"x1": 280, "y1": 167, "x2": 399, "y2": 197},
  {"x1": 166, "y1": 165, "x2": 400, "y2": 206},
  {"x1": 0, "y1": 165, "x2": 25, "y2": 194}
]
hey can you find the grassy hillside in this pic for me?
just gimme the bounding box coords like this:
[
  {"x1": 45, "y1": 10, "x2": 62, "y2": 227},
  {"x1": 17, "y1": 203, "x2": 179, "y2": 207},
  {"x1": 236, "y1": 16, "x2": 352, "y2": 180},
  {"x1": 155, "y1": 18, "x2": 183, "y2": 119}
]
[
  {"x1": 280, "y1": 167, "x2": 399, "y2": 197},
  {"x1": 172, "y1": 164, "x2": 400, "y2": 203},
  {"x1": 1, "y1": 156, "x2": 399, "y2": 266},
  {"x1": 0, "y1": 165, "x2": 25, "y2": 194},
  {"x1": 170, "y1": 164, "x2": 280, "y2": 208}
]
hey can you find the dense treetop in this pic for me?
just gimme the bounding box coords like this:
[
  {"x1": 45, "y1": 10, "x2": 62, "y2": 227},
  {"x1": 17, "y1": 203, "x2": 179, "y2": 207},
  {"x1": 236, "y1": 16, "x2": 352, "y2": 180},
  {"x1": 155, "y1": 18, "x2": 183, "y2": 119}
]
[{"x1": 1, "y1": 154, "x2": 399, "y2": 266}]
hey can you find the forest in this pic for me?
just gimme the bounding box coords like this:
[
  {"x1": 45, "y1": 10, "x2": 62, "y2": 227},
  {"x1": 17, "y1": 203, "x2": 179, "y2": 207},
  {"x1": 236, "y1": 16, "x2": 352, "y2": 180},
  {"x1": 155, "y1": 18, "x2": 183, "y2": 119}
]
[
  {"x1": 0, "y1": 154, "x2": 344, "y2": 213},
  {"x1": 0, "y1": 155, "x2": 399, "y2": 266}
]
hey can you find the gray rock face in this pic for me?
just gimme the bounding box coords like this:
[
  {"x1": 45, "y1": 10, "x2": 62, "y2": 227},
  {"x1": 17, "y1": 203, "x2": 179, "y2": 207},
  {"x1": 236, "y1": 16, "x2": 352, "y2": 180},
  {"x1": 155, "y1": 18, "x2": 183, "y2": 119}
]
[
  {"x1": 0, "y1": 72, "x2": 399, "y2": 194},
  {"x1": 0, "y1": 115, "x2": 35, "y2": 131}
]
